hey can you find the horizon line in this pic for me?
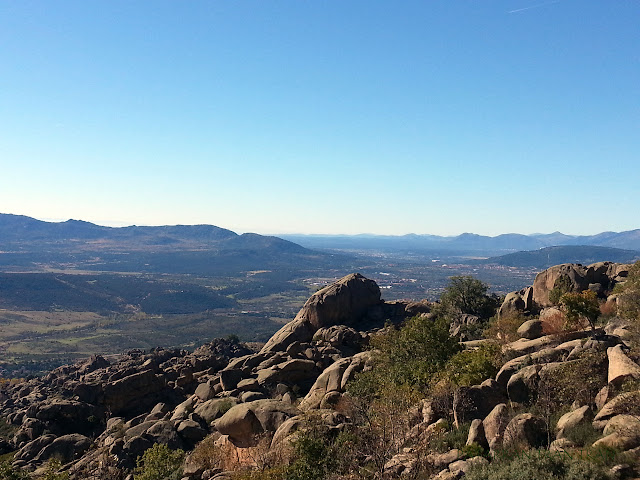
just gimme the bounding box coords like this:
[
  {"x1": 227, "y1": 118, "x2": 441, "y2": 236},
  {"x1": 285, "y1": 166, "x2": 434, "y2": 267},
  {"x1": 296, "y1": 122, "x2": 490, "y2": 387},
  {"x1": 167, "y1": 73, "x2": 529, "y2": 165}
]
[{"x1": 1, "y1": 212, "x2": 636, "y2": 239}]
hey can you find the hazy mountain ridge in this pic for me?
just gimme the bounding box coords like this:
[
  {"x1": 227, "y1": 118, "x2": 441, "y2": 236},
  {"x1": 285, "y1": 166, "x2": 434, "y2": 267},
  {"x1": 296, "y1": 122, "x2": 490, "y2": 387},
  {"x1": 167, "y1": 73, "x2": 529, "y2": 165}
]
[
  {"x1": 475, "y1": 245, "x2": 640, "y2": 269},
  {"x1": 0, "y1": 213, "x2": 344, "y2": 277},
  {"x1": 0, "y1": 214, "x2": 305, "y2": 253},
  {"x1": 4, "y1": 214, "x2": 639, "y2": 255},
  {"x1": 281, "y1": 228, "x2": 640, "y2": 254}
]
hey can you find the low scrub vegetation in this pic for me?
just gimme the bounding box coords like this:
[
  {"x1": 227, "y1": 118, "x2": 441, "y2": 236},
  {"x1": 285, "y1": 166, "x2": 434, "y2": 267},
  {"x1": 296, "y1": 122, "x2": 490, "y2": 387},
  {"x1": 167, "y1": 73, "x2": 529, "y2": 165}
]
[
  {"x1": 466, "y1": 448, "x2": 613, "y2": 480},
  {"x1": 134, "y1": 443, "x2": 185, "y2": 480}
]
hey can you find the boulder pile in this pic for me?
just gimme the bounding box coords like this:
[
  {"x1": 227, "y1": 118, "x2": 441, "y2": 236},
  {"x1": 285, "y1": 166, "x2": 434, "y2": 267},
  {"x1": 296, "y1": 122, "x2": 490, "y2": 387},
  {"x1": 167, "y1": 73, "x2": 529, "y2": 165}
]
[
  {"x1": 2, "y1": 265, "x2": 639, "y2": 479},
  {"x1": 0, "y1": 273, "x2": 430, "y2": 477}
]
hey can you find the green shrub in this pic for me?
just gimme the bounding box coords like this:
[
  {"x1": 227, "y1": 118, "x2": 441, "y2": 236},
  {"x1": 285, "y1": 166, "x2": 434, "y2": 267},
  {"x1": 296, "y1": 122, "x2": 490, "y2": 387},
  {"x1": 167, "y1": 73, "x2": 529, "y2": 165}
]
[
  {"x1": 535, "y1": 351, "x2": 607, "y2": 412},
  {"x1": 286, "y1": 433, "x2": 332, "y2": 480},
  {"x1": 549, "y1": 275, "x2": 574, "y2": 306},
  {"x1": 233, "y1": 467, "x2": 287, "y2": 480},
  {"x1": 483, "y1": 313, "x2": 526, "y2": 344},
  {"x1": 439, "y1": 276, "x2": 500, "y2": 319},
  {"x1": 430, "y1": 423, "x2": 471, "y2": 453},
  {"x1": 41, "y1": 459, "x2": 70, "y2": 480},
  {"x1": 559, "y1": 290, "x2": 600, "y2": 332},
  {"x1": 284, "y1": 424, "x2": 351, "y2": 480},
  {"x1": 438, "y1": 343, "x2": 502, "y2": 388},
  {"x1": 366, "y1": 316, "x2": 461, "y2": 393},
  {"x1": 564, "y1": 422, "x2": 602, "y2": 448},
  {"x1": 0, "y1": 461, "x2": 29, "y2": 480},
  {"x1": 614, "y1": 261, "x2": 640, "y2": 319},
  {"x1": 134, "y1": 443, "x2": 185, "y2": 480},
  {"x1": 466, "y1": 449, "x2": 611, "y2": 480},
  {"x1": 462, "y1": 443, "x2": 487, "y2": 459}
]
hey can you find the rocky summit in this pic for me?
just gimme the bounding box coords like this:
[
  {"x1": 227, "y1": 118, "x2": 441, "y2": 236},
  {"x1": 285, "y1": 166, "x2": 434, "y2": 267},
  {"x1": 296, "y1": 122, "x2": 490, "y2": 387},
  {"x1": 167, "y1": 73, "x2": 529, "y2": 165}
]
[{"x1": 1, "y1": 266, "x2": 640, "y2": 480}]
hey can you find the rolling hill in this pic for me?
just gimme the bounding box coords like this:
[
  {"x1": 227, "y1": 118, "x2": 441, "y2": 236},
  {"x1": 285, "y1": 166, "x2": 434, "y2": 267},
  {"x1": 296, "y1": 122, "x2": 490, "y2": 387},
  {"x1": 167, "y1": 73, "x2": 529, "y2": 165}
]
[
  {"x1": 475, "y1": 245, "x2": 640, "y2": 269},
  {"x1": 0, "y1": 213, "x2": 341, "y2": 276}
]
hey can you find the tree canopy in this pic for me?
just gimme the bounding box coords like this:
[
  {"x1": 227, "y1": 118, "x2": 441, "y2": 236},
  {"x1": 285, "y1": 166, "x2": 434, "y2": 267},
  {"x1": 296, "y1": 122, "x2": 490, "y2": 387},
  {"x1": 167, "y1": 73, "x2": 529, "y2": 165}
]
[{"x1": 439, "y1": 275, "x2": 499, "y2": 319}]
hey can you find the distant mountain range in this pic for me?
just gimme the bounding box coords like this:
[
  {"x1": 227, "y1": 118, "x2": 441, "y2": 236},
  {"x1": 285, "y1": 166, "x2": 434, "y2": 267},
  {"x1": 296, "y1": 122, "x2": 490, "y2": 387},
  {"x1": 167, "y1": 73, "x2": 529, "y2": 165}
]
[
  {"x1": 280, "y1": 229, "x2": 640, "y2": 256},
  {"x1": 0, "y1": 213, "x2": 304, "y2": 252},
  {"x1": 3, "y1": 214, "x2": 640, "y2": 271},
  {"x1": 475, "y1": 245, "x2": 640, "y2": 269},
  {"x1": 0, "y1": 213, "x2": 343, "y2": 275}
]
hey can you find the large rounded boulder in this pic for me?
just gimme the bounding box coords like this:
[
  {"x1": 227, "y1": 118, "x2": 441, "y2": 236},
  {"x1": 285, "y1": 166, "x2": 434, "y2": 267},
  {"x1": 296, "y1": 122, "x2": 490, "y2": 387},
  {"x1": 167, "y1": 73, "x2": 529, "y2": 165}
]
[
  {"x1": 214, "y1": 400, "x2": 299, "y2": 447},
  {"x1": 261, "y1": 273, "x2": 382, "y2": 353},
  {"x1": 533, "y1": 264, "x2": 589, "y2": 309}
]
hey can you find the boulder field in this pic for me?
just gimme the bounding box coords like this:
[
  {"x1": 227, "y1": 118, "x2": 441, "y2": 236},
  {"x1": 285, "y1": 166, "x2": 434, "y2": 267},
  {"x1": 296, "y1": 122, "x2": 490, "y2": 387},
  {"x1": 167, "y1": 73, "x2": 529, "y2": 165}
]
[
  {"x1": 0, "y1": 273, "x2": 431, "y2": 477},
  {"x1": 1, "y1": 266, "x2": 639, "y2": 479}
]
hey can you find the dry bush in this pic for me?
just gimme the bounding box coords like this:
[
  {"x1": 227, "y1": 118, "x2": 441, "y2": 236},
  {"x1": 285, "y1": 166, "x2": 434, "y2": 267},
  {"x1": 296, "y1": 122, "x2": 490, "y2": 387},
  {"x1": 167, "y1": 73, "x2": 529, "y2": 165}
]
[
  {"x1": 71, "y1": 451, "x2": 127, "y2": 480},
  {"x1": 599, "y1": 299, "x2": 617, "y2": 318},
  {"x1": 338, "y1": 387, "x2": 424, "y2": 479},
  {"x1": 193, "y1": 433, "x2": 289, "y2": 477},
  {"x1": 241, "y1": 434, "x2": 287, "y2": 473},
  {"x1": 187, "y1": 434, "x2": 224, "y2": 472},
  {"x1": 186, "y1": 434, "x2": 249, "y2": 473},
  {"x1": 541, "y1": 310, "x2": 566, "y2": 335},
  {"x1": 484, "y1": 313, "x2": 526, "y2": 344},
  {"x1": 535, "y1": 351, "x2": 607, "y2": 424}
]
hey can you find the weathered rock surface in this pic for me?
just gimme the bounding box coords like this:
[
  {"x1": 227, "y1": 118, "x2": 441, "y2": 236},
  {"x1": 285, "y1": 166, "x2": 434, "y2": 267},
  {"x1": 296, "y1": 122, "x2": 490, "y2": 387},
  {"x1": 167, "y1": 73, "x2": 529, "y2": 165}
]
[
  {"x1": 483, "y1": 403, "x2": 509, "y2": 451},
  {"x1": 517, "y1": 319, "x2": 545, "y2": 340},
  {"x1": 214, "y1": 400, "x2": 298, "y2": 447},
  {"x1": 593, "y1": 390, "x2": 640, "y2": 430},
  {"x1": 556, "y1": 405, "x2": 593, "y2": 439},
  {"x1": 299, "y1": 351, "x2": 373, "y2": 411},
  {"x1": 498, "y1": 287, "x2": 534, "y2": 319},
  {"x1": 454, "y1": 379, "x2": 507, "y2": 421},
  {"x1": 466, "y1": 419, "x2": 488, "y2": 450},
  {"x1": 2, "y1": 265, "x2": 638, "y2": 480},
  {"x1": 260, "y1": 273, "x2": 382, "y2": 353},
  {"x1": 603, "y1": 415, "x2": 640, "y2": 437},
  {"x1": 532, "y1": 262, "x2": 629, "y2": 309},
  {"x1": 607, "y1": 345, "x2": 640, "y2": 387},
  {"x1": 33, "y1": 434, "x2": 92, "y2": 464},
  {"x1": 503, "y1": 413, "x2": 548, "y2": 449}
]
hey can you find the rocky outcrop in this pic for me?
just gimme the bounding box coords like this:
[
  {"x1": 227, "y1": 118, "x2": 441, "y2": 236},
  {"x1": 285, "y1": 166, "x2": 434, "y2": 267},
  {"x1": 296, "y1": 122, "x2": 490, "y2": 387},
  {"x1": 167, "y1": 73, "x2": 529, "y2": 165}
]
[
  {"x1": 3, "y1": 264, "x2": 639, "y2": 479},
  {"x1": 33, "y1": 434, "x2": 92, "y2": 464},
  {"x1": 466, "y1": 419, "x2": 488, "y2": 450},
  {"x1": 593, "y1": 390, "x2": 640, "y2": 429},
  {"x1": 454, "y1": 379, "x2": 507, "y2": 421},
  {"x1": 607, "y1": 345, "x2": 640, "y2": 387},
  {"x1": 556, "y1": 405, "x2": 593, "y2": 439},
  {"x1": 103, "y1": 369, "x2": 166, "y2": 416},
  {"x1": 214, "y1": 400, "x2": 299, "y2": 447},
  {"x1": 533, "y1": 264, "x2": 590, "y2": 308},
  {"x1": 498, "y1": 287, "x2": 533, "y2": 318},
  {"x1": 503, "y1": 413, "x2": 548, "y2": 450},
  {"x1": 531, "y1": 262, "x2": 630, "y2": 309},
  {"x1": 1, "y1": 338, "x2": 251, "y2": 471},
  {"x1": 483, "y1": 403, "x2": 509, "y2": 451},
  {"x1": 260, "y1": 273, "x2": 382, "y2": 353},
  {"x1": 299, "y1": 351, "x2": 373, "y2": 411},
  {"x1": 517, "y1": 319, "x2": 544, "y2": 340}
]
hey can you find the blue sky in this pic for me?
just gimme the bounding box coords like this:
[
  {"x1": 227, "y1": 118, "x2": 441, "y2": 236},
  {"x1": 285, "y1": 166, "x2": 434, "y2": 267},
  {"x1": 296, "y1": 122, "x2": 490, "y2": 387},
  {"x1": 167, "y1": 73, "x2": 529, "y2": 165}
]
[{"x1": 1, "y1": 1, "x2": 638, "y2": 236}]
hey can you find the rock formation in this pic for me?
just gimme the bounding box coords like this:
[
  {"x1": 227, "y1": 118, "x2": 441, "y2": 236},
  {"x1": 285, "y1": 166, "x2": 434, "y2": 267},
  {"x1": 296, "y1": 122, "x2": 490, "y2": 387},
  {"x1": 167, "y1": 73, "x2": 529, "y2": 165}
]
[{"x1": 1, "y1": 266, "x2": 639, "y2": 479}]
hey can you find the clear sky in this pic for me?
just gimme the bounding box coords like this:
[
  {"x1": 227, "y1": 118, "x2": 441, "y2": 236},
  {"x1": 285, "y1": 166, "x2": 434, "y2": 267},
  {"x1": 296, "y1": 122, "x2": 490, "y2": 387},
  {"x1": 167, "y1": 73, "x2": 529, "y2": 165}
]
[{"x1": 1, "y1": 1, "x2": 638, "y2": 236}]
